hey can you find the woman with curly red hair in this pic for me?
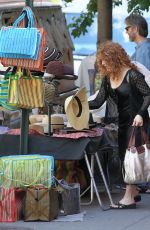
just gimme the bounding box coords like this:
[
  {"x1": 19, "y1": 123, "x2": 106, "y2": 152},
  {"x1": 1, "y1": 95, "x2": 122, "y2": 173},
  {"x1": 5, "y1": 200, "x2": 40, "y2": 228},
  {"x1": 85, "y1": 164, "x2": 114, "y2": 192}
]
[{"x1": 89, "y1": 41, "x2": 150, "y2": 209}]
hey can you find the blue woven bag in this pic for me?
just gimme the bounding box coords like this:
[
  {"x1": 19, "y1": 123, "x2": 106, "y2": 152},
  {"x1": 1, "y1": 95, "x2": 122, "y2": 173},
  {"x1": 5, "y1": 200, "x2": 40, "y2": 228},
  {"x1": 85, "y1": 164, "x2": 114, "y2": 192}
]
[{"x1": 0, "y1": 7, "x2": 41, "y2": 60}]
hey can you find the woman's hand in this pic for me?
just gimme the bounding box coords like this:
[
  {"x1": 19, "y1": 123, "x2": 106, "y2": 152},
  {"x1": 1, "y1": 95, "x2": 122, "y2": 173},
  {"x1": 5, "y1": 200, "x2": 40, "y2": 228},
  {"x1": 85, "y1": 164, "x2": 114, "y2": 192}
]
[{"x1": 132, "y1": 115, "x2": 143, "y2": 126}]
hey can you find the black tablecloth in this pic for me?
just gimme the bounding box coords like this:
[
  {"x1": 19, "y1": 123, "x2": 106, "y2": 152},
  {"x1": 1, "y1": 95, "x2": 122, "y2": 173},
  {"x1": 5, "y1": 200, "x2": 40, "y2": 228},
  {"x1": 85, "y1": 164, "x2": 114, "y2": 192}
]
[{"x1": 0, "y1": 127, "x2": 118, "y2": 160}]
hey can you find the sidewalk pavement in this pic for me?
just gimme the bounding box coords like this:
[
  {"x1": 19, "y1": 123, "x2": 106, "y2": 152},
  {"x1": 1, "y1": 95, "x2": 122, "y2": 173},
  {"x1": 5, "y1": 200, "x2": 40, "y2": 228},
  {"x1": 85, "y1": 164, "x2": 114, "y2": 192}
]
[{"x1": 0, "y1": 189, "x2": 150, "y2": 230}]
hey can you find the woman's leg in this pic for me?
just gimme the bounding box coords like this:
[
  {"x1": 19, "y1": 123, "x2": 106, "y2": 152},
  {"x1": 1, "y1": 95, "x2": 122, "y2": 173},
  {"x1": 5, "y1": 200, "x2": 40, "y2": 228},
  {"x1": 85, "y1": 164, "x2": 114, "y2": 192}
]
[
  {"x1": 119, "y1": 184, "x2": 138, "y2": 205},
  {"x1": 111, "y1": 126, "x2": 139, "y2": 207}
]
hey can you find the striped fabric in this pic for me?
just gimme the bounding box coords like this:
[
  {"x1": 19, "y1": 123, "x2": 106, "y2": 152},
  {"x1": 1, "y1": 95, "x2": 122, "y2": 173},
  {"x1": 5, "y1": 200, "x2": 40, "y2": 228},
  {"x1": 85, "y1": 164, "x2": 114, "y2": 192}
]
[
  {"x1": 0, "y1": 72, "x2": 18, "y2": 110},
  {"x1": 0, "y1": 188, "x2": 26, "y2": 222},
  {"x1": 8, "y1": 71, "x2": 44, "y2": 109},
  {"x1": 0, "y1": 78, "x2": 9, "y2": 104},
  {"x1": 1, "y1": 28, "x2": 46, "y2": 71},
  {"x1": 0, "y1": 155, "x2": 54, "y2": 188},
  {"x1": 0, "y1": 187, "x2": 16, "y2": 222}
]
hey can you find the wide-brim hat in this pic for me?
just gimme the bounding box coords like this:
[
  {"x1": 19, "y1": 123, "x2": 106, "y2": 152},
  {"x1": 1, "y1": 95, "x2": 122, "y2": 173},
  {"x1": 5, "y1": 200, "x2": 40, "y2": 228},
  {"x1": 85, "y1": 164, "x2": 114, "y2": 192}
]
[
  {"x1": 64, "y1": 87, "x2": 89, "y2": 130},
  {"x1": 45, "y1": 60, "x2": 74, "y2": 76}
]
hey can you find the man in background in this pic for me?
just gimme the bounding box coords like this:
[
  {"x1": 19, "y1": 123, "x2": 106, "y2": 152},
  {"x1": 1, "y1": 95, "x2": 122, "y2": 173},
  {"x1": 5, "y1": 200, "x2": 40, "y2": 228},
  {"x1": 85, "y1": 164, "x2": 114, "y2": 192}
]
[
  {"x1": 125, "y1": 13, "x2": 150, "y2": 194},
  {"x1": 125, "y1": 13, "x2": 150, "y2": 70}
]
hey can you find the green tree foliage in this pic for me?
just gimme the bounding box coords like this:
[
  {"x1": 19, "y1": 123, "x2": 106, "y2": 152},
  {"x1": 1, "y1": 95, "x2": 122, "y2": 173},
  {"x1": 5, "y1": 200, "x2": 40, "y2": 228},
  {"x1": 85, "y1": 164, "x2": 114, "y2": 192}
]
[
  {"x1": 63, "y1": 0, "x2": 150, "y2": 37},
  {"x1": 127, "y1": 0, "x2": 150, "y2": 13},
  {"x1": 66, "y1": 0, "x2": 97, "y2": 37}
]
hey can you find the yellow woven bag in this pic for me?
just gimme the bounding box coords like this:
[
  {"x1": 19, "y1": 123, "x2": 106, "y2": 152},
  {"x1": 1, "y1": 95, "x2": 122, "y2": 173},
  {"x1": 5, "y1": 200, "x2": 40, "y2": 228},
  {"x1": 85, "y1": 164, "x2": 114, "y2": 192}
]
[
  {"x1": 8, "y1": 68, "x2": 44, "y2": 109},
  {"x1": 0, "y1": 155, "x2": 54, "y2": 188}
]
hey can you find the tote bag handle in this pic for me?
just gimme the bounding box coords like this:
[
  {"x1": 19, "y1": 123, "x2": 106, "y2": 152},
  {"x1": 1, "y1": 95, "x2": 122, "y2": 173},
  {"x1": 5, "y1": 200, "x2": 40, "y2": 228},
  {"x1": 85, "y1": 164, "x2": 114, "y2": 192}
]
[
  {"x1": 13, "y1": 7, "x2": 35, "y2": 28},
  {"x1": 128, "y1": 126, "x2": 149, "y2": 149}
]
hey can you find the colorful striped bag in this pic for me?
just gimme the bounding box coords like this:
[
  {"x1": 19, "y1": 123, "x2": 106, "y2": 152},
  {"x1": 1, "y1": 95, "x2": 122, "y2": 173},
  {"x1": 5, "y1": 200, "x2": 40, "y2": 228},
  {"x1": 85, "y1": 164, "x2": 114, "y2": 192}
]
[
  {"x1": 8, "y1": 68, "x2": 44, "y2": 109},
  {"x1": 0, "y1": 69, "x2": 18, "y2": 110},
  {"x1": 0, "y1": 187, "x2": 26, "y2": 222},
  {"x1": 0, "y1": 155, "x2": 54, "y2": 188}
]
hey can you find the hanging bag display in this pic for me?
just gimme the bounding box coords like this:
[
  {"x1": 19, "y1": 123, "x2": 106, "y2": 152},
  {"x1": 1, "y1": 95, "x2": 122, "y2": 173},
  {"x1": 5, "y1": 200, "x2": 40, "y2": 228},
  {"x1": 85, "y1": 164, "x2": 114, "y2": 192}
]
[
  {"x1": 0, "y1": 7, "x2": 46, "y2": 71},
  {"x1": 8, "y1": 68, "x2": 44, "y2": 109},
  {"x1": 123, "y1": 126, "x2": 150, "y2": 184}
]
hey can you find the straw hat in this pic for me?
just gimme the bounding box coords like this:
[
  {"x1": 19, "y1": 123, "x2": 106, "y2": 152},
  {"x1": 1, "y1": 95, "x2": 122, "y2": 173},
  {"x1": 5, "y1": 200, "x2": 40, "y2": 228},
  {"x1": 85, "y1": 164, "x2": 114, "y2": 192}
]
[{"x1": 64, "y1": 88, "x2": 89, "y2": 130}]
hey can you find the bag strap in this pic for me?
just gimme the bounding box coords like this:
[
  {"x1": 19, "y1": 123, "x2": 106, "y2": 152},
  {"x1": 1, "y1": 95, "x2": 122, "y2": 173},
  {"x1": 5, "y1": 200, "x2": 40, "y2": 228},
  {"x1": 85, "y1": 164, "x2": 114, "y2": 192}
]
[
  {"x1": 128, "y1": 126, "x2": 136, "y2": 148},
  {"x1": 141, "y1": 126, "x2": 149, "y2": 144},
  {"x1": 13, "y1": 7, "x2": 35, "y2": 28},
  {"x1": 128, "y1": 126, "x2": 149, "y2": 148}
]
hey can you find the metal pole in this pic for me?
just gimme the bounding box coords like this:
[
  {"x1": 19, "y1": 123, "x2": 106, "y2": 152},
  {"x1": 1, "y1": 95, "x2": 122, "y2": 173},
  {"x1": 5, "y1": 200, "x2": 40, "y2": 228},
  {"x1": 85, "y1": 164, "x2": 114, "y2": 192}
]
[{"x1": 19, "y1": 0, "x2": 34, "y2": 154}]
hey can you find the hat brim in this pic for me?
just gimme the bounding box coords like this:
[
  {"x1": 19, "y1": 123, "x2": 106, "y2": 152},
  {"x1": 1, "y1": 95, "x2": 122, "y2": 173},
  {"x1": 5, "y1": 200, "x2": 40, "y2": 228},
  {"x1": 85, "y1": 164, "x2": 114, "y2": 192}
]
[{"x1": 65, "y1": 88, "x2": 89, "y2": 130}]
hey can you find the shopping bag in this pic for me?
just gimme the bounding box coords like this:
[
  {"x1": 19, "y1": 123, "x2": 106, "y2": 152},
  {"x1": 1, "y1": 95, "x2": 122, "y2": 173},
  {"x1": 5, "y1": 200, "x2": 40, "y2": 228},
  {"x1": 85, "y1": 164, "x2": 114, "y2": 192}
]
[
  {"x1": 0, "y1": 6, "x2": 41, "y2": 59},
  {"x1": 123, "y1": 127, "x2": 150, "y2": 184},
  {"x1": 57, "y1": 179, "x2": 80, "y2": 215},
  {"x1": 0, "y1": 155, "x2": 54, "y2": 188},
  {"x1": 0, "y1": 187, "x2": 26, "y2": 222},
  {"x1": 0, "y1": 7, "x2": 46, "y2": 71},
  {"x1": 2, "y1": 28, "x2": 46, "y2": 71},
  {"x1": 0, "y1": 27, "x2": 40, "y2": 60},
  {"x1": 0, "y1": 68, "x2": 18, "y2": 110},
  {"x1": 8, "y1": 68, "x2": 44, "y2": 109},
  {"x1": 24, "y1": 187, "x2": 59, "y2": 221}
]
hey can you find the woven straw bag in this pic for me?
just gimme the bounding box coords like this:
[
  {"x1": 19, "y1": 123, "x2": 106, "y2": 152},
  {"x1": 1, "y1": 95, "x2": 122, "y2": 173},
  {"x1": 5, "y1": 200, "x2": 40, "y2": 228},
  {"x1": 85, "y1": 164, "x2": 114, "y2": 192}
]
[{"x1": 44, "y1": 81, "x2": 58, "y2": 104}]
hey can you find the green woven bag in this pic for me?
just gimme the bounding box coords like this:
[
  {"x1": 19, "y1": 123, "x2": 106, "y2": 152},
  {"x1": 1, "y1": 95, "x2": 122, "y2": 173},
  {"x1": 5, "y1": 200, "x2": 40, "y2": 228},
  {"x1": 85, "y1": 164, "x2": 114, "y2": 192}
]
[{"x1": 0, "y1": 72, "x2": 18, "y2": 111}]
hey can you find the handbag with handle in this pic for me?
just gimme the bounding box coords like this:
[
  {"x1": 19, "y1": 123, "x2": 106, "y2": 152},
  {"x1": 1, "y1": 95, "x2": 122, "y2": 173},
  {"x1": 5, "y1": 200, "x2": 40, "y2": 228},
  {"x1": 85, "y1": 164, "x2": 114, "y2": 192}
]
[
  {"x1": 0, "y1": 154, "x2": 54, "y2": 188},
  {"x1": 8, "y1": 68, "x2": 44, "y2": 109},
  {"x1": 24, "y1": 187, "x2": 59, "y2": 221},
  {"x1": 0, "y1": 68, "x2": 18, "y2": 111},
  {"x1": 1, "y1": 7, "x2": 46, "y2": 71},
  {"x1": 0, "y1": 7, "x2": 40, "y2": 60},
  {"x1": 123, "y1": 126, "x2": 150, "y2": 184}
]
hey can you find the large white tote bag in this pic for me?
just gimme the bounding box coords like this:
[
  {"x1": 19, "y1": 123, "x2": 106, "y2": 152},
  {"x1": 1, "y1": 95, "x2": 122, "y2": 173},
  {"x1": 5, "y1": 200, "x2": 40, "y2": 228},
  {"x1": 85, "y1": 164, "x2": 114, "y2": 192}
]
[{"x1": 124, "y1": 127, "x2": 150, "y2": 184}]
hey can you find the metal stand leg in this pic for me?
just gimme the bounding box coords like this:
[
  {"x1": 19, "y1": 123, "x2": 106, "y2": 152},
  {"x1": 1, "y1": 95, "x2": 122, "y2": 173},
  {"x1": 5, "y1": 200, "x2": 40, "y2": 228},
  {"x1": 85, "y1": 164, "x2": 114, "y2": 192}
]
[
  {"x1": 80, "y1": 155, "x2": 94, "y2": 205},
  {"x1": 95, "y1": 152, "x2": 114, "y2": 206},
  {"x1": 81, "y1": 151, "x2": 114, "y2": 210},
  {"x1": 83, "y1": 153, "x2": 104, "y2": 209}
]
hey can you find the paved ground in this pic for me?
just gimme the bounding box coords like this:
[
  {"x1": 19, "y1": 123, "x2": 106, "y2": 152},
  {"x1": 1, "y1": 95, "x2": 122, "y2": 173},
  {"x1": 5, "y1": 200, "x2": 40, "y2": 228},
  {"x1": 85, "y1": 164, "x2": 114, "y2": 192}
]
[{"x1": 0, "y1": 188, "x2": 150, "y2": 230}]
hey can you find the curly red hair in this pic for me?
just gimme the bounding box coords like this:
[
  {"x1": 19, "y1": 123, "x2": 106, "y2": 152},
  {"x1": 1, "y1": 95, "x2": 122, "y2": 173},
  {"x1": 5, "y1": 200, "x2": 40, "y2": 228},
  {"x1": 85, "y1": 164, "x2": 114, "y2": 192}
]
[{"x1": 96, "y1": 41, "x2": 137, "y2": 80}]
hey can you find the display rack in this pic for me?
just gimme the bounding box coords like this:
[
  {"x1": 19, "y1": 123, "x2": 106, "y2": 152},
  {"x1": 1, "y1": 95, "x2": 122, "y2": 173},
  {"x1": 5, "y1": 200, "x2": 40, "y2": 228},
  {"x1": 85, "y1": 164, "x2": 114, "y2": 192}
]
[{"x1": 20, "y1": 0, "x2": 33, "y2": 154}]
